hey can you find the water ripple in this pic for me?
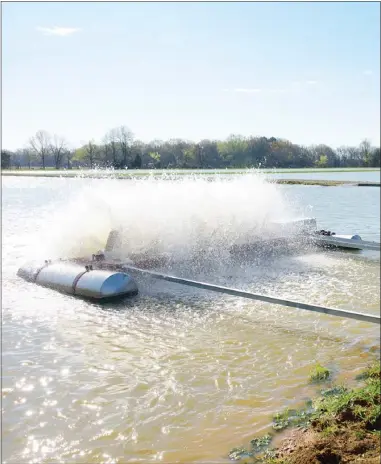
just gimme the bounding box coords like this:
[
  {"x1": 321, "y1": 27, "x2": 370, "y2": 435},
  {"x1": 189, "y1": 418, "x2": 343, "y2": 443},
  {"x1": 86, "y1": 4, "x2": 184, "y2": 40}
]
[{"x1": 2, "y1": 176, "x2": 380, "y2": 463}]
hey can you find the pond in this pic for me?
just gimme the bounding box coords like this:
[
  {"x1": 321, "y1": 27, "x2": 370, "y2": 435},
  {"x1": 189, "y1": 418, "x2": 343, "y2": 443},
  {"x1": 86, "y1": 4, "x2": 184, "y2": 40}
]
[{"x1": 2, "y1": 174, "x2": 379, "y2": 463}]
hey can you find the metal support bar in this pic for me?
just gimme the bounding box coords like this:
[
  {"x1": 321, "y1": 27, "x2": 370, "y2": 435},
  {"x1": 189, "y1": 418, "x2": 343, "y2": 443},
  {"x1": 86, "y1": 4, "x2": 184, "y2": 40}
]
[
  {"x1": 122, "y1": 265, "x2": 380, "y2": 325},
  {"x1": 71, "y1": 269, "x2": 90, "y2": 295},
  {"x1": 312, "y1": 236, "x2": 380, "y2": 251},
  {"x1": 33, "y1": 260, "x2": 51, "y2": 282}
]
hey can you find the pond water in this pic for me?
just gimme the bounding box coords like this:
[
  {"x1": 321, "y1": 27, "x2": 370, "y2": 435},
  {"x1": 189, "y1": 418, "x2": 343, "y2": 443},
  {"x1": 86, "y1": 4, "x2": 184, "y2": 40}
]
[
  {"x1": 2, "y1": 174, "x2": 380, "y2": 464},
  {"x1": 267, "y1": 170, "x2": 380, "y2": 182},
  {"x1": 141, "y1": 168, "x2": 380, "y2": 183},
  {"x1": 3, "y1": 168, "x2": 380, "y2": 184}
]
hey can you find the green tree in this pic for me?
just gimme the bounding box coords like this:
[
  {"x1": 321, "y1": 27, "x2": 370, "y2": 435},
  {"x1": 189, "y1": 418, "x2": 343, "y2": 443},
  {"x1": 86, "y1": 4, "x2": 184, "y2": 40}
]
[
  {"x1": 217, "y1": 135, "x2": 249, "y2": 167},
  {"x1": 1, "y1": 150, "x2": 12, "y2": 169},
  {"x1": 198, "y1": 140, "x2": 221, "y2": 168},
  {"x1": 14, "y1": 128, "x2": 381, "y2": 170},
  {"x1": 315, "y1": 154, "x2": 328, "y2": 167},
  {"x1": 132, "y1": 153, "x2": 142, "y2": 168},
  {"x1": 147, "y1": 151, "x2": 161, "y2": 168},
  {"x1": 182, "y1": 146, "x2": 198, "y2": 168},
  {"x1": 73, "y1": 140, "x2": 99, "y2": 168}
]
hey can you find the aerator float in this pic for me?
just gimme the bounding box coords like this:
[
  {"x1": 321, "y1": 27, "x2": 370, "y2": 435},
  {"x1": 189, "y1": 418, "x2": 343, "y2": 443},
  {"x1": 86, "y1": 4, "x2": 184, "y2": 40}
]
[
  {"x1": 17, "y1": 218, "x2": 380, "y2": 324},
  {"x1": 17, "y1": 260, "x2": 138, "y2": 301}
]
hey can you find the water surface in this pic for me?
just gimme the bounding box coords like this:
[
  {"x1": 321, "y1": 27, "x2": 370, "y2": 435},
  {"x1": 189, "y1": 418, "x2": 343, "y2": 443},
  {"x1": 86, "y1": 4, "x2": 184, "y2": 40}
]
[
  {"x1": 267, "y1": 170, "x2": 380, "y2": 182},
  {"x1": 2, "y1": 175, "x2": 380, "y2": 463}
]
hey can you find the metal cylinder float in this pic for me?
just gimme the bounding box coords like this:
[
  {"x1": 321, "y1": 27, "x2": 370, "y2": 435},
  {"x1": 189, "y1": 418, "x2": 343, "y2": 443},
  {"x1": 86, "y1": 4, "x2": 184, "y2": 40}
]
[{"x1": 17, "y1": 261, "x2": 138, "y2": 300}]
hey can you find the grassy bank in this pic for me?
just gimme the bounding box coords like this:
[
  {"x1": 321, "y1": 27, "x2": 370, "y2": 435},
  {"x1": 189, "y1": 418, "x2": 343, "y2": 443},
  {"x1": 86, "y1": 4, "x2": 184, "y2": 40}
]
[{"x1": 229, "y1": 360, "x2": 381, "y2": 464}]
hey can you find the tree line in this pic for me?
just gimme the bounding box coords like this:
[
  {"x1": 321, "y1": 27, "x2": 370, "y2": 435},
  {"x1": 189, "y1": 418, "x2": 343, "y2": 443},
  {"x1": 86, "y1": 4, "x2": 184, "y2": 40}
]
[{"x1": 2, "y1": 126, "x2": 380, "y2": 170}]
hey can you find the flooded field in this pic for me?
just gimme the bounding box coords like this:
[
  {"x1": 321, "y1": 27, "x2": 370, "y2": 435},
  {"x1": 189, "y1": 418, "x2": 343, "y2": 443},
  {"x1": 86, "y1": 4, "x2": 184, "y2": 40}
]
[{"x1": 2, "y1": 174, "x2": 380, "y2": 463}]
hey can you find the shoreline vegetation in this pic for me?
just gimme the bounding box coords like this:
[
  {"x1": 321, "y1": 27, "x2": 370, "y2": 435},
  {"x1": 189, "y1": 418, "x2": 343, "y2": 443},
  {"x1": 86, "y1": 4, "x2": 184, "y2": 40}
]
[
  {"x1": 2, "y1": 168, "x2": 380, "y2": 187},
  {"x1": 2, "y1": 130, "x2": 380, "y2": 171},
  {"x1": 229, "y1": 359, "x2": 381, "y2": 464}
]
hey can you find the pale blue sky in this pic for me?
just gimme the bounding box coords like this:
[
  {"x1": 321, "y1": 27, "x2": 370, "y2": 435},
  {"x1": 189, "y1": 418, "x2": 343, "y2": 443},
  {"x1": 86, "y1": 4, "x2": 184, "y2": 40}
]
[{"x1": 2, "y1": 1, "x2": 380, "y2": 150}]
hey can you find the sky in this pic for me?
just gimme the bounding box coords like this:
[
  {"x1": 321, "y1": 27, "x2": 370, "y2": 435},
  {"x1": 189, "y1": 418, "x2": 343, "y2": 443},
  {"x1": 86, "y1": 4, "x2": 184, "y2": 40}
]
[{"x1": 2, "y1": 1, "x2": 380, "y2": 150}]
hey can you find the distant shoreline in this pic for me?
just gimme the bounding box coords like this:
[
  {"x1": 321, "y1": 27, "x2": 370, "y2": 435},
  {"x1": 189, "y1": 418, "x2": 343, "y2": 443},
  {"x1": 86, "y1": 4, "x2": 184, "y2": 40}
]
[
  {"x1": 1, "y1": 168, "x2": 380, "y2": 187},
  {"x1": 2, "y1": 167, "x2": 380, "y2": 174}
]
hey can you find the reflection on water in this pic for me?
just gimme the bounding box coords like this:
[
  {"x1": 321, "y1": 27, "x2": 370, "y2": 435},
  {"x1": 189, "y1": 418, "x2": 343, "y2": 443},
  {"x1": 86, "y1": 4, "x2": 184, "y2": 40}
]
[{"x1": 2, "y1": 175, "x2": 380, "y2": 463}]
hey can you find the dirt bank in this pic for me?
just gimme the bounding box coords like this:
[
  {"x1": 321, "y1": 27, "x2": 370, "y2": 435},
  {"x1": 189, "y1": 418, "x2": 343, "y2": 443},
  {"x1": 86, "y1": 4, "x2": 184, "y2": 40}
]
[
  {"x1": 231, "y1": 361, "x2": 380, "y2": 464},
  {"x1": 270, "y1": 363, "x2": 380, "y2": 463},
  {"x1": 273, "y1": 418, "x2": 380, "y2": 463}
]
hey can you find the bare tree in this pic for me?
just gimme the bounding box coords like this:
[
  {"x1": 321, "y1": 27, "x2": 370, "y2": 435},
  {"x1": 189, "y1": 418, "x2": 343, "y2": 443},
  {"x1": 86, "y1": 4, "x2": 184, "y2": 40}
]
[
  {"x1": 85, "y1": 140, "x2": 97, "y2": 168},
  {"x1": 101, "y1": 134, "x2": 111, "y2": 167},
  {"x1": 105, "y1": 128, "x2": 119, "y2": 167},
  {"x1": 116, "y1": 126, "x2": 133, "y2": 168},
  {"x1": 347, "y1": 146, "x2": 362, "y2": 167},
  {"x1": 359, "y1": 139, "x2": 372, "y2": 166},
  {"x1": 50, "y1": 135, "x2": 67, "y2": 169},
  {"x1": 29, "y1": 130, "x2": 51, "y2": 169},
  {"x1": 65, "y1": 149, "x2": 74, "y2": 169}
]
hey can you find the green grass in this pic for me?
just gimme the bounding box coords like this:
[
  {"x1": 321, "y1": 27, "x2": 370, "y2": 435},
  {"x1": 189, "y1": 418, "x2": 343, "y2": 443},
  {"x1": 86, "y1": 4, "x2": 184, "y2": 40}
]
[
  {"x1": 312, "y1": 364, "x2": 380, "y2": 428},
  {"x1": 272, "y1": 407, "x2": 314, "y2": 431},
  {"x1": 320, "y1": 424, "x2": 340, "y2": 437},
  {"x1": 250, "y1": 434, "x2": 273, "y2": 453},
  {"x1": 309, "y1": 363, "x2": 331, "y2": 383},
  {"x1": 356, "y1": 362, "x2": 381, "y2": 381},
  {"x1": 228, "y1": 434, "x2": 274, "y2": 461},
  {"x1": 229, "y1": 361, "x2": 380, "y2": 462},
  {"x1": 272, "y1": 408, "x2": 294, "y2": 430}
]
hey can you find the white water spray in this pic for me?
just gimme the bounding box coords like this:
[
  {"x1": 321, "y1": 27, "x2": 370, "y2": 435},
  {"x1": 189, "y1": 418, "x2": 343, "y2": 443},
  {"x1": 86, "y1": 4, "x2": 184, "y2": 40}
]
[{"x1": 39, "y1": 173, "x2": 299, "y2": 262}]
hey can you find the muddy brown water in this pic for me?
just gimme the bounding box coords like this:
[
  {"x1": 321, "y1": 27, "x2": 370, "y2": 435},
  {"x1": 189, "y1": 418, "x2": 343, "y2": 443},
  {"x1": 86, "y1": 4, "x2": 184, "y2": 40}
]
[{"x1": 2, "y1": 175, "x2": 380, "y2": 463}]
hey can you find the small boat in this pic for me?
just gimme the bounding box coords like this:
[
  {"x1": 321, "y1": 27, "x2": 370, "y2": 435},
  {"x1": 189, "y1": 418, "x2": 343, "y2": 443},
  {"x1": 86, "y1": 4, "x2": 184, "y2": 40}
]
[{"x1": 260, "y1": 218, "x2": 380, "y2": 251}]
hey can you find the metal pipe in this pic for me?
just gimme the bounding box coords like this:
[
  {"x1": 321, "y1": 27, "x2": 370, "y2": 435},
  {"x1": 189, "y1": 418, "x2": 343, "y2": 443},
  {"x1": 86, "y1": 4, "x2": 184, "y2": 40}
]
[
  {"x1": 313, "y1": 235, "x2": 380, "y2": 251},
  {"x1": 122, "y1": 265, "x2": 380, "y2": 325}
]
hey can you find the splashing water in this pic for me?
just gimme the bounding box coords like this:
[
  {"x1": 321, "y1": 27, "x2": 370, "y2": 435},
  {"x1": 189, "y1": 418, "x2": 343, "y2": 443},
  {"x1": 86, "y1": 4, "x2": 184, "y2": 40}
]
[{"x1": 38, "y1": 173, "x2": 299, "y2": 262}]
